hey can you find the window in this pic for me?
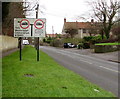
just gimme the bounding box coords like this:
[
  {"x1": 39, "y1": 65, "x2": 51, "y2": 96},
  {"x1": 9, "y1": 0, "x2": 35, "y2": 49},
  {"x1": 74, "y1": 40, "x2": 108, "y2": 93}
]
[{"x1": 83, "y1": 29, "x2": 86, "y2": 33}]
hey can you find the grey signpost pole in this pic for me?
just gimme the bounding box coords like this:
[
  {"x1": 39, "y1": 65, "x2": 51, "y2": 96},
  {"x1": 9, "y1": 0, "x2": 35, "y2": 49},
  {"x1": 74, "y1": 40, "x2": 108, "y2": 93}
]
[
  {"x1": 36, "y1": 4, "x2": 39, "y2": 61},
  {"x1": 19, "y1": 37, "x2": 22, "y2": 61}
]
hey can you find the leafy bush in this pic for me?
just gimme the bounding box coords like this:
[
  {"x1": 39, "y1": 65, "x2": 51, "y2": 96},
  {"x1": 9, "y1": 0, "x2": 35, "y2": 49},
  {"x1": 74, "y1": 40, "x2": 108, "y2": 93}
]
[
  {"x1": 83, "y1": 36, "x2": 93, "y2": 42},
  {"x1": 83, "y1": 35, "x2": 106, "y2": 44},
  {"x1": 44, "y1": 37, "x2": 54, "y2": 44},
  {"x1": 77, "y1": 43, "x2": 83, "y2": 49},
  {"x1": 77, "y1": 42, "x2": 90, "y2": 49},
  {"x1": 50, "y1": 39, "x2": 63, "y2": 47},
  {"x1": 94, "y1": 45, "x2": 119, "y2": 53},
  {"x1": 83, "y1": 43, "x2": 90, "y2": 49}
]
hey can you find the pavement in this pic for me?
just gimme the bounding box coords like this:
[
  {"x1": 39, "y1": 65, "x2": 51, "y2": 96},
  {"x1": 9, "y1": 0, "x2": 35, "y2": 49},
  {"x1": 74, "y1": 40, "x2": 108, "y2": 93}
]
[
  {"x1": 0, "y1": 48, "x2": 19, "y2": 58},
  {"x1": 1, "y1": 45, "x2": 24, "y2": 58}
]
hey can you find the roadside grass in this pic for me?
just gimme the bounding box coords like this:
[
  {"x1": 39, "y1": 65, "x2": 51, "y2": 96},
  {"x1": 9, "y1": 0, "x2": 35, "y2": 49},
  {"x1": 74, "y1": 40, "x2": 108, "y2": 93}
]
[
  {"x1": 95, "y1": 42, "x2": 120, "y2": 45},
  {"x1": 2, "y1": 45, "x2": 115, "y2": 97}
]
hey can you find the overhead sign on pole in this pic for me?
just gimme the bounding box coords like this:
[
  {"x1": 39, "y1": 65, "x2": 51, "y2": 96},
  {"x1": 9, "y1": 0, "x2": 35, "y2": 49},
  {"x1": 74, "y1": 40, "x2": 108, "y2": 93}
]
[{"x1": 14, "y1": 18, "x2": 46, "y2": 37}]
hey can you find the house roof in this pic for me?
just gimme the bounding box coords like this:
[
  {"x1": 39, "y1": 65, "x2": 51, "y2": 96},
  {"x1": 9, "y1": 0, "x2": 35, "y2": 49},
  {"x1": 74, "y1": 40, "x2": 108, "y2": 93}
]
[
  {"x1": 77, "y1": 22, "x2": 91, "y2": 29},
  {"x1": 46, "y1": 34, "x2": 57, "y2": 37},
  {"x1": 63, "y1": 22, "x2": 91, "y2": 30}
]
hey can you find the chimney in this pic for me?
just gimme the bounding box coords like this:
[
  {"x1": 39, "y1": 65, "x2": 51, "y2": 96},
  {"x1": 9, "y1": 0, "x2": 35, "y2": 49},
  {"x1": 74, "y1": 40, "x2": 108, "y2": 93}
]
[
  {"x1": 91, "y1": 19, "x2": 94, "y2": 23},
  {"x1": 64, "y1": 18, "x2": 66, "y2": 23}
]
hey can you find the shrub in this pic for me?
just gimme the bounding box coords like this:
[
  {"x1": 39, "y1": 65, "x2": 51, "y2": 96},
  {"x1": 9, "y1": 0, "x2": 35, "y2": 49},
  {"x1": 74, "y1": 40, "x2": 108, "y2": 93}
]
[
  {"x1": 83, "y1": 43, "x2": 90, "y2": 49},
  {"x1": 77, "y1": 43, "x2": 83, "y2": 49},
  {"x1": 94, "y1": 45, "x2": 119, "y2": 53},
  {"x1": 44, "y1": 37, "x2": 54, "y2": 44},
  {"x1": 50, "y1": 39, "x2": 63, "y2": 47},
  {"x1": 83, "y1": 35, "x2": 106, "y2": 44},
  {"x1": 83, "y1": 36, "x2": 93, "y2": 42},
  {"x1": 43, "y1": 38, "x2": 46, "y2": 42}
]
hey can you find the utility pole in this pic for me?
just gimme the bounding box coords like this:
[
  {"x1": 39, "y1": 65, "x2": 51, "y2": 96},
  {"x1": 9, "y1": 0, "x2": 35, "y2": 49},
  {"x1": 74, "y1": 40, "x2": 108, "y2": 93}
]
[
  {"x1": 52, "y1": 26, "x2": 54, "y2": 37},
  {"x1": 36, "y1": 4, "x2": 39, "y2": 19},
  {"x1": 36, "y1": 4, "x2": 39, "y2": 61}
]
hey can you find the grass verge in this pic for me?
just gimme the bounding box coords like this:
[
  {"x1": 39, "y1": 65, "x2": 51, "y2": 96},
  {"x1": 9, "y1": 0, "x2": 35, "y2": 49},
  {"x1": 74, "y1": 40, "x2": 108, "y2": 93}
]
[
  {"x1": 95, "y1": 42, "x2": 120, "y2": 45},
  {"x1": 2, "y1": 45, "x2": 115, "y2": 97}
]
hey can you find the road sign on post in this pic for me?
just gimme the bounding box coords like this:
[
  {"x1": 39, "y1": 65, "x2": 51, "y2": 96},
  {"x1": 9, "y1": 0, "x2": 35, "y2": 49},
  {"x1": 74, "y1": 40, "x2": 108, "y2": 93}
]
[
  {"x1": 14, "y1": 18, "x2": 46, "y2": 37},
  {"x1": 20, "y1": 19, "x2": 30, "y2": 29},
  {"x1": 14, "y1": 18, "x2": 46, "y2": 61}
]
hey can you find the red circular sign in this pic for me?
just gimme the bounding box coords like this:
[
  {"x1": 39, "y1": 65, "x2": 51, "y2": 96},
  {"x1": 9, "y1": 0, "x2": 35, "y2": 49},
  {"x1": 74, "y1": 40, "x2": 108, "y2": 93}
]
[
  {"x1": 34, "y1": 19, "x2": 44, "y2": 29},
  {"x1": 20, "y1": 19, "x2": 30, "y2": 29}
]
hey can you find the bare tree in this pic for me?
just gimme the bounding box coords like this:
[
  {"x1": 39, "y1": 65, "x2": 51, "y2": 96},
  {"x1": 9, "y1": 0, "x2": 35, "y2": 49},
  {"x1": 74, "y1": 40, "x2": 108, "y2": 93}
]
[
  {"x1": 23, "y1": 0, "x2": 39, "y2": 17},
  {"x1": 88, "y1": 23, "x2": 99, "y2": 36},
  {"x1": 112, "y1": 21, "x2": 120, "y2": 38},
  {"x1": 23, "y1": 0, "x2": 45, "y2": 17},
  {"x1": 89, "y1": 0, "x2": 120, "y2": 39}
]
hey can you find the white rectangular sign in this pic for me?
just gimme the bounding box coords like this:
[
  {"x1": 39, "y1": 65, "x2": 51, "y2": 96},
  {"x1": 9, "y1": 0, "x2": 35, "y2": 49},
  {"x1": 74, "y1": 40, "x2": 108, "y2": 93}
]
[{"x1": 14, "y1": 18, "x2": 46, "y2": 37}]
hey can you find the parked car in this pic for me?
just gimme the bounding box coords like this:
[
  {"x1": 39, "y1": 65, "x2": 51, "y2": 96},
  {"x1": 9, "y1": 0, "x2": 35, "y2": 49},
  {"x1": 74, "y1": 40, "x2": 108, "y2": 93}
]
[
  {"x1": 64, "y1": 43, "x2": 76, "y2": 48},
  {"x1": 22, "y1": 40, "x2": 29, "y2": 45}
]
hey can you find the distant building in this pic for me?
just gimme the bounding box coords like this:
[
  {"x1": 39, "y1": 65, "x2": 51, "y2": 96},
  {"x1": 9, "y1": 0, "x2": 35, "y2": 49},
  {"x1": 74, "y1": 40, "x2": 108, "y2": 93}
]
[
  {"x1": 46, "y1": 34, "x2": 57, "y2": 38},
  {"x1": 62, "y1": 18, "x2": 96, "y2": 38}
]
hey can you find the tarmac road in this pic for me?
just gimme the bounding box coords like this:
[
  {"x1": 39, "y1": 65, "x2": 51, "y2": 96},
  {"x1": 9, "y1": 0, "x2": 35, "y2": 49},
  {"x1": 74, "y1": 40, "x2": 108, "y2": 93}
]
[{"x1": 40, "y1": 46, "x2": 119, "y2": 97}]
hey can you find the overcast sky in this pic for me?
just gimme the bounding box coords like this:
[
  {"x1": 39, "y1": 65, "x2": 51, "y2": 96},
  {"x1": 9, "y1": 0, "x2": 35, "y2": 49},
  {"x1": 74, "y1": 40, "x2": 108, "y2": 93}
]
[{"x1": 26, "y1": 0, "x2": 95, "y2": 34}]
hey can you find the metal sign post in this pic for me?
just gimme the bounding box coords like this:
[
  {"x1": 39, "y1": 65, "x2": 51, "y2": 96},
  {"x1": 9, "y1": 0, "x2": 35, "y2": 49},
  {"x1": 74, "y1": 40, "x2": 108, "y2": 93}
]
[
  {"x1": 30, "y1": 24, "x2": 33, "y2": 36},
  {"x1": 34, "y1": 19, "x2": 45, "y2": 61},
  {"x1": 19, "y1": 37, "x2": 22, "y2": 61},
  {"x1": 37, "y1": 37, "x2": 39, "y2": 61},
  {"x1": 36, "y1": 4, "x2": 39, "y2": 61}
]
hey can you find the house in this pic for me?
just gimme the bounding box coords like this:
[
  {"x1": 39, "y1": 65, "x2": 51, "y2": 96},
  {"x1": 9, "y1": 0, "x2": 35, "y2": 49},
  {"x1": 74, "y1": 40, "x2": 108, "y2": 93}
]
[
  {"x1": 46, "y1": 34, "x2": 57, "y2": 38},
  {"x1": 62, "y1": 18, "x2": 96, "y2": 38}
]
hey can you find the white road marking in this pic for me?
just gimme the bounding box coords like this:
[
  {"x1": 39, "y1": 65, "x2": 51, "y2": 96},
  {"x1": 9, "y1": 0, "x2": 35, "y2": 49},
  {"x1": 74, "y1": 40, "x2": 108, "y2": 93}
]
[
  {"x1": 80, "y1": 59, "x2": 93, "y2": 64},
  {"x1": 99, "y1": 66, "x2": 119, "y2": 73}
]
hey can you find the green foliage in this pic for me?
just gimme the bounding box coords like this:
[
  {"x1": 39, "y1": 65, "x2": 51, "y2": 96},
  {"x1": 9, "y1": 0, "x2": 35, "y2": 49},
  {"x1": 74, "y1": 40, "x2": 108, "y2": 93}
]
[
  {"x1": 50, "y1": 39, "x2": 63, "y2": 47},
  {"x1": 83, "y1": 36, "x2": 93, "y2": 42},
  {"x1": 77, "y1": 43, "x2": 83, "y2": 49},
  {"x1": 43, "y1": 38, "x2": 46, "y2": 42},
  {"x1": 83, "y1": 43, "x2": 90, "y2": 49},
  {"x1": 83, "y1": 35, "x2": 107, "y2": 44},
  {"x1": 82, "y1": 35, "x2": 107, "y2": 49},
  {"x1": 94, "y1": 44, "x2": 119, "y2": 53},
  {"x1": 45, "y1": 37, "x2": 54, "y2": 44}
]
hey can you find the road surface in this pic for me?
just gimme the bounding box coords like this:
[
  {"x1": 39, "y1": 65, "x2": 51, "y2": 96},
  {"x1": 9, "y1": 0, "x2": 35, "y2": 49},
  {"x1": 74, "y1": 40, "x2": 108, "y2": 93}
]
[{"x1": 40, "y1": 46, "x2": 119, "y2": 97}]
